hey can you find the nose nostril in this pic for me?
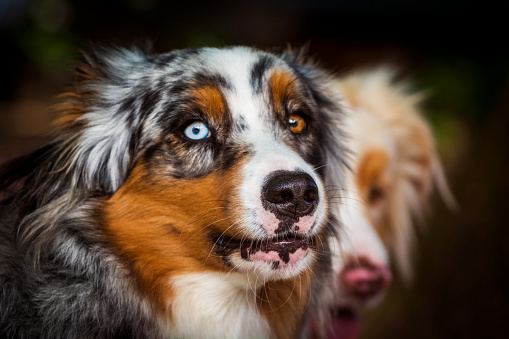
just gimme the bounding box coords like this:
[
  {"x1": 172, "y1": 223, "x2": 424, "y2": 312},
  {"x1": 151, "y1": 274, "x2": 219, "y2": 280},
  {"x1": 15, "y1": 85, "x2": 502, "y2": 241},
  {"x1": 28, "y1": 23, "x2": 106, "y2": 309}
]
[
  {"x1": 267, "y1": 188, "x2": 295, "y2": 204},
  {"x1": 262, "y1": 170, "x2": 320, "y2": 220},
  {"x1": 303, "y1": 187, "x2": 318, "y2": 203},
  {"x1": 280, "y1": 189, "x2": 294, "y2": 203}
]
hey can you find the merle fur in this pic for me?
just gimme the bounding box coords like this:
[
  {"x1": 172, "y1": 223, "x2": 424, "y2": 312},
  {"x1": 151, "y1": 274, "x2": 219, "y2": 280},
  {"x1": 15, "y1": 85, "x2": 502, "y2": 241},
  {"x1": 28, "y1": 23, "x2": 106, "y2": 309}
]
[{"x1": 0, "y1": 44, "x2": 347, "y2": 338}]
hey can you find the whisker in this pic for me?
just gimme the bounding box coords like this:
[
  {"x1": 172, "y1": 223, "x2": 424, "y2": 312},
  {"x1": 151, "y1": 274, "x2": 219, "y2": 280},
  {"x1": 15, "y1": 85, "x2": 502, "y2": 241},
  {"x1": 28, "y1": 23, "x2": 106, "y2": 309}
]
[{"x1": 204, "y1": 220, "x2": 243, "y2": 264}]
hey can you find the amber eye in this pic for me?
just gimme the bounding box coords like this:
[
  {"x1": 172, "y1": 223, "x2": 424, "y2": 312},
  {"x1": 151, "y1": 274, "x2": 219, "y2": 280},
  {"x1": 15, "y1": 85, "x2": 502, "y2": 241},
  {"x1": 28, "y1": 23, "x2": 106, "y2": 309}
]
[{"x1": 288, "y1": 114, "x2": 307, "y2": 133}]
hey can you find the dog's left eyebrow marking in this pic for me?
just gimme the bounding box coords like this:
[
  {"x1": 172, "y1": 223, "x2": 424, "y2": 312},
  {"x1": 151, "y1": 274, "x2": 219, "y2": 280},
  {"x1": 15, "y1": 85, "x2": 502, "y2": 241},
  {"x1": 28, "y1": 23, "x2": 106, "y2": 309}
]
[{"x1": 190, "y1": 86, "x2": 226, "y2": 121}]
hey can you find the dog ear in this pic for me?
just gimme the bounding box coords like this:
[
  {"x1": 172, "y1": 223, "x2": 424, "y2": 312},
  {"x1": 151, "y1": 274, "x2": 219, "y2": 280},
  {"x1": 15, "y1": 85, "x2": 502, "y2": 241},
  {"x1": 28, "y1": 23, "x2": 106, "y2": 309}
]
[
  {"x1": 277, "y1": 43, "x2": 312, "y2": 65},
  {"x1": 373, "y1": 69, "x2": 455, "y2": 283},
  {"x1": 51, "y1": 45, "x2": 153, "y2": 194}
]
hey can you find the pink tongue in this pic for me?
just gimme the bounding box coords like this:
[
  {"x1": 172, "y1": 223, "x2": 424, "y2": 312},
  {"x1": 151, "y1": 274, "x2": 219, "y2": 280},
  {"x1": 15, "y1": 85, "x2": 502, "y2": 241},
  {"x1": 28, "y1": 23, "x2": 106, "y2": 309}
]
[
  {"x1": 325, "y1": 311, "x2": 360, "y2": 339},
  {"x1": 309, "y1": 311, "x2": 360, "y2": 339}
]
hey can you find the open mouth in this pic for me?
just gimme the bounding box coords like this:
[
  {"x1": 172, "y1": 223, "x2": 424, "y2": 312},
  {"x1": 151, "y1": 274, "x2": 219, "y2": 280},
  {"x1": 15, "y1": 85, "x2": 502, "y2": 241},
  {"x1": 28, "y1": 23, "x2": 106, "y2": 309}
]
[
  {"x1": 211, "y1": 233, "x2": 316, "y2": 269},
  {"x1": 325, "y1": 308, "x2": 360, "y2": 339}
]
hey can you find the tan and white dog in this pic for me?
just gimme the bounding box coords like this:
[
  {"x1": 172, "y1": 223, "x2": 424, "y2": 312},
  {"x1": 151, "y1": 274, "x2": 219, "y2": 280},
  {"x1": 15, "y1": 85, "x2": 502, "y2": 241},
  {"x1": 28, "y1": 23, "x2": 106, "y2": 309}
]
[{"x1": 312, "y1": 68, "x2": 455, "y2": 339}]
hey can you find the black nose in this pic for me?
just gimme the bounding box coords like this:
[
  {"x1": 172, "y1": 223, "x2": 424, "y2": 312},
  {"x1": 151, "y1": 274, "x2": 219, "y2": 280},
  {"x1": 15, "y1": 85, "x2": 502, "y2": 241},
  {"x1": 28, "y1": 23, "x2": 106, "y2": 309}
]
[{"x1": 262, "y1": 171, "x2": 319, "y2": 219}]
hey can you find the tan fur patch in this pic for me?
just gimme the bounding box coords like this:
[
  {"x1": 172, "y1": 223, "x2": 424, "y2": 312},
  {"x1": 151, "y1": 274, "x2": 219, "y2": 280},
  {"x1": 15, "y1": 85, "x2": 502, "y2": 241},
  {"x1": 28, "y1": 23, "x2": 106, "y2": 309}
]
[
  {"x1": 355, "y1": 149, "x2": 391, "y2": 241},
  {"x1": 190, "y1": 86, "x2": 225, "y2": 121},
  {"x1": 53, "y1": 61, "x2": 113, "y2": 130},
  {"x1": 103, "y1": 159, "x2": 244, "y2": 317},
  {"x1": 270, "y1": 70, "x2": 298, "y2": 113},
  {"x1": 52, "y1": 92, "x2": 87, "y2": 130},
  {"x1": 356, "y1": 149, "x2": 389, "y2": 197}
]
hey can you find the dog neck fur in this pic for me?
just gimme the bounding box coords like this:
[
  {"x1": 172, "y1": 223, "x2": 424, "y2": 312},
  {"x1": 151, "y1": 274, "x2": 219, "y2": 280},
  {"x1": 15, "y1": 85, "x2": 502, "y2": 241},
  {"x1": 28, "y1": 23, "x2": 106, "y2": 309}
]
[{"x1": 168, "y1": 272, "x2": 270, "y2": 339}]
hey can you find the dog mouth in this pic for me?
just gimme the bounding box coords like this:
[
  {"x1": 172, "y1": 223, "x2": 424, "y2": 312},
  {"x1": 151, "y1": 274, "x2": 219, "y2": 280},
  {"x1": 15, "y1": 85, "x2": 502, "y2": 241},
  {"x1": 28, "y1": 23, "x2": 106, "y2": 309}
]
[
  {"x1": 310, "y1": 308, "x2": 360, "y2": 339},
  {"x1": 327, "y1": 308, "x2": 360, "y2": 339},
  {"x1": 211, "y1": 233, "x2": 315, "y2": 269}
]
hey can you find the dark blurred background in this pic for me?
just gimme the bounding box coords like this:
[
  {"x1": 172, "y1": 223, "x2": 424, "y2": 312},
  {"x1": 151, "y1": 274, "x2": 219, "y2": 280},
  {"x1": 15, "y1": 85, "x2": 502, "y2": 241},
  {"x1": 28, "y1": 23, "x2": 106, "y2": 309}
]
[{"x1": 1, "y1": 1, "x2": 508, "y2": 338}]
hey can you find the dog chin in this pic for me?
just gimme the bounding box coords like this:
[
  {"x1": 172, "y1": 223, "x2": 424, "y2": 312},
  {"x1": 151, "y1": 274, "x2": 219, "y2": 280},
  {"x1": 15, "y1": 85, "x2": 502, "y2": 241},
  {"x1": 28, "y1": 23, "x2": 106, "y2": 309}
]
[{"x1": 212, "y1": 233, "x2": 317, "y2": 280}]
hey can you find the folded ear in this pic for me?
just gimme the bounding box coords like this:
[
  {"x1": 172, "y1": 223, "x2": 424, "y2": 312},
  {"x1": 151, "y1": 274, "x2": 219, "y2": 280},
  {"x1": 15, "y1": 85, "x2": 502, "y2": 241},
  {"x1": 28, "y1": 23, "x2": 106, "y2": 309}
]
[{"x1": 52, "y1": 45, "x2": 156, "y2": 193}]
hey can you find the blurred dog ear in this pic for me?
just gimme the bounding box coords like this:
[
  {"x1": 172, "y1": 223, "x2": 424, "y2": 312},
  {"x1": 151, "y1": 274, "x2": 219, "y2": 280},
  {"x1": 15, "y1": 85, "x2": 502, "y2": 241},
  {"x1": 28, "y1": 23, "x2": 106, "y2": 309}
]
[{"x1": 378, "y1": 69, "x2": 455, "y2": 282}]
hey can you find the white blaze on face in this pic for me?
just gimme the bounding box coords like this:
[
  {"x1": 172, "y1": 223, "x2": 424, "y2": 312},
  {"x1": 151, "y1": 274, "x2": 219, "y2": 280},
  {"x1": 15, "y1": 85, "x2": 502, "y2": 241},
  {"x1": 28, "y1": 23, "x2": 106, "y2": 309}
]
[
  {"x1": 191, "y1": 48, "x2": 330, "y2": 282},
  {"x1": 204, "y1": 48, "x2": 327, "y2": 240},
  {"x1": 338, "y1": 183, "x2": 389, "y2": 267},
  {"x1": 326, "y1": 181, "x2": 391, "y2": 309},
  {"x1": 334, "y1": 104, "x2": 393, "y2": 270}
]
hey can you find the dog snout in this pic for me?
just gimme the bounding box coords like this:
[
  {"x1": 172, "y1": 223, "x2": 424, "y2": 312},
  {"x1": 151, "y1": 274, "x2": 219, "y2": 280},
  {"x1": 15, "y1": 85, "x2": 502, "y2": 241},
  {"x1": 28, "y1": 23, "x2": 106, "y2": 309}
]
[
  {"x1": 262, "y1": 171, "x2": 319, "y2": 220},
  {"x1": 340, "y1": 257, "x2": 392, "y2": 300}
]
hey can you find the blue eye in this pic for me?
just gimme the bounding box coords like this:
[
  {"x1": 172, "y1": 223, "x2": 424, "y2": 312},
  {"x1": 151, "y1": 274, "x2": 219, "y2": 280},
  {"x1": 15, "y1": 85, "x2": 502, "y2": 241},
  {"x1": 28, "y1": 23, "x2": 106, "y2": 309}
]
[{"x1": 183, "y1": 121, "x2": 210, "y2": 140}]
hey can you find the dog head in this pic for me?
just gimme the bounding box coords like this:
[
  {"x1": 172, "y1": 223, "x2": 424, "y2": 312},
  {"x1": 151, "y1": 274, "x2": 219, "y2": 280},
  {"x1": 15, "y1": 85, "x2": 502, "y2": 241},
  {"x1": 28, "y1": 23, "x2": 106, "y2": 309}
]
[
  {"x1": 0, "y1": 45, "x2": 354, "y2": 338},
  {"x1": 38, "y1": 46, "x2": 347, "y2": 308},
  {"x1": 312, "y1": 68, "x2": 454, "y2": 339}
]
